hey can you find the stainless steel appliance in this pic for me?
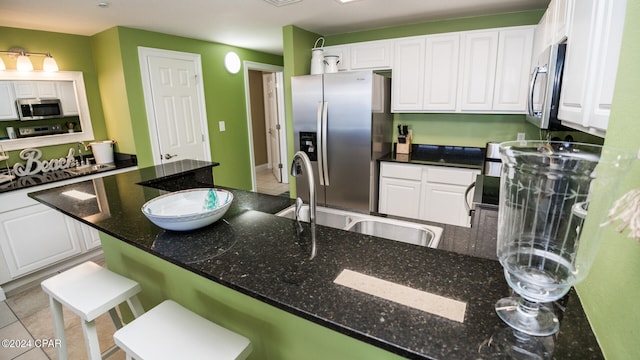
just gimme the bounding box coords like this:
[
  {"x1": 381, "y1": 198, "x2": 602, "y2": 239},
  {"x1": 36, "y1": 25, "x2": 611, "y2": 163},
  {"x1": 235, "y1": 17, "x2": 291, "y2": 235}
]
[
  {"x1": 483, "y1": 141, "x2": 502, "y2": 177},
  {"x1": 292, "y1": 71, "x2": 393, "y2": 213},
  {"x1": 16, "y1": 98, "x2": 63, "y2": 120},
  {"x1": 18, "y1": 124, "x2": 63, "y2": 137},
  {"x1": 526, "y1": 43, "x2": 567, "y2": 130}
]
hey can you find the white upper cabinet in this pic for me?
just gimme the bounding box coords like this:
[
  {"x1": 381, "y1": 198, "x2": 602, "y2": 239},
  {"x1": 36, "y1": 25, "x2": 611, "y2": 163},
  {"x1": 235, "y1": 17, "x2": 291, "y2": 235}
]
[
  {"x1": 56, "y1": 81, "x2": 79, "y2": 116},
  {"x1": 391, "y1": 26, "x2": 534, "y2": 113},
  {"x1": 391, "y1": 37, "x2": 426, "y2": 111},
  {"x1": 558, "y1": 0, "x2": 626, "y2": 135},
  {"x1": 350, "y1": 40, "x2": 393, "y2": 70},
  {"x1": 0, "y1": 82, "x2": 18, "y2": 121},
  {"x1": 13, "y1": 81, "x2": 58, "y2": 99},
  {"x1": 423, "y1": 34, "x2": 460, "y2": 111},
  {"x1": 459, "y1": 31, "x2": 499, "y2": 111},
  {"x1": 492, "y1": 28, "x2": 534, "y2": 111}
]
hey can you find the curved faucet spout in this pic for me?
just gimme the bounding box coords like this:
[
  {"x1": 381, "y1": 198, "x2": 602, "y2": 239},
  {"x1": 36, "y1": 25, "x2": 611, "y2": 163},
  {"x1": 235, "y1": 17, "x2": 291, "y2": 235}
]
[{"x1": 291, "y1": 151, "x2": 317, "y2": 260}]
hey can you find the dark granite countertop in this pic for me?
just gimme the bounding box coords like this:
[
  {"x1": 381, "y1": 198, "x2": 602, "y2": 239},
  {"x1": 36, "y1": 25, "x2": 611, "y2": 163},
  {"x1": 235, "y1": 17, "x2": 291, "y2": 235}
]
[
  {"x1": 0, "y1": 152, "x2": 139, "y2": 194},
  {"x1": 380, "y1": 144, "x2": 485, "y2": 170},
  {"x1": 27, "y1": 160, "x2": 602, "y2": 359}
]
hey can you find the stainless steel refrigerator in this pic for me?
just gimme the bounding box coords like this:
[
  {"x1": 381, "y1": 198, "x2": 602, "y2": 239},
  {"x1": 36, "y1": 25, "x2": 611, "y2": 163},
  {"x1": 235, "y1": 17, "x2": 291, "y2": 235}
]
[{"x1": 291, "y1": 70, "x2": 393, "y2": 213}]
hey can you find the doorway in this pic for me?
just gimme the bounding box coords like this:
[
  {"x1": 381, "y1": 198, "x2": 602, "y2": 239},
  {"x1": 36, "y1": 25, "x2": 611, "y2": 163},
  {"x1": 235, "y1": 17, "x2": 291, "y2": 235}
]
[
  {"x1": 244, "y1": 62, "x2": 288, "y2": 196},
  {"x1": 138, "y1": 47, "x2": 211, "y2": 166}
]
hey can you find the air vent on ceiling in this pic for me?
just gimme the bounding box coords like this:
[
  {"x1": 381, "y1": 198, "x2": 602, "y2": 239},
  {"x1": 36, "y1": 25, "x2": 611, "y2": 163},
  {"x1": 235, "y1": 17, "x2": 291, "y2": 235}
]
[{"x1": 263, "y1": 0, "x2": 302, "y2": 6}]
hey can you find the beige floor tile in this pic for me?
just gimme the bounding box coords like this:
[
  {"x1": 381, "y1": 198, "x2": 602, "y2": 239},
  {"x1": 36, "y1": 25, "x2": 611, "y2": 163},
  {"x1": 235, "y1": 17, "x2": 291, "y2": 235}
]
[
  {"x1": 6, "y1": 284, "x2": 50, "y2": 321},
  {"x1": 0, "y1": 321, "x2": 33, "y2": 359},
  {"x1": 0, "y1": 301, "x2": 17, "y2": 328},
  {"x1": 14, "y1": 348, "x2": 49, "y2": 360}
]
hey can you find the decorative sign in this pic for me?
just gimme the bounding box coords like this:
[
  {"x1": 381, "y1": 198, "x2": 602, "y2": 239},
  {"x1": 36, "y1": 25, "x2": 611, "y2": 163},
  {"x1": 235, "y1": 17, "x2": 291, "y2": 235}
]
[{"x1": 12, "y1": 148, "x2": 78, "y2": 177}]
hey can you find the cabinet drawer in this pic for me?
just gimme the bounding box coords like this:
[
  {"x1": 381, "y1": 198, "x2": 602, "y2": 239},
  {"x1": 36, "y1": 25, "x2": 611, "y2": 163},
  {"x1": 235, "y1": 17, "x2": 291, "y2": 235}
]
[
  {"x1": 425, "y1": 166, "x2": 477, "y2": 185},
  {"x1": 380, "y1": 162, "x2": 422, "y2": 180}
]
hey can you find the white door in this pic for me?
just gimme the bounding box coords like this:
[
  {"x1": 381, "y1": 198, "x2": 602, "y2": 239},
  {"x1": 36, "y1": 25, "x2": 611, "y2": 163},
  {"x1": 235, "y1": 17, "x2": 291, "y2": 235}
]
[
  {"x1": 262, "y1": 73, "x2": 282, "y2": 182},
  {"x1": 139, "y1": 47, "x2": 210, "y2": 165}
]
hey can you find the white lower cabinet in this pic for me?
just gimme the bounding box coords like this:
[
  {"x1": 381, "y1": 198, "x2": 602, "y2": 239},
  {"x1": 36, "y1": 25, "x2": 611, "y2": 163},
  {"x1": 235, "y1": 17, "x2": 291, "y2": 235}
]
[
  {"x1": 378, "y1": 162, "x2": 479, "y2": 227},
  {"x1": 0, "y1": 204, "x2": 82, "y2": 278}
]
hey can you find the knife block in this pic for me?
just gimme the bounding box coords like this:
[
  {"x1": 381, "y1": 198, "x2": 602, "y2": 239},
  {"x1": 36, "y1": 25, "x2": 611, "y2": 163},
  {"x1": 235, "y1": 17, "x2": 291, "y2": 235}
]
[{"x1": 396, "y1": 135, "x2": 412, "y2": 154}]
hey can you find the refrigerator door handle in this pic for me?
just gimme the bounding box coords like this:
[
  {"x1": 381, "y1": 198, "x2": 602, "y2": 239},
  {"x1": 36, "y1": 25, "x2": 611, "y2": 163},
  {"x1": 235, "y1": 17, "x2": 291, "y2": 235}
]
[
  {"x1": 316, "y1": 101, "x2": 325, "y2": 186},
  {"x1": 321, "y1": 101, "x2": 330, "y2": 186}
]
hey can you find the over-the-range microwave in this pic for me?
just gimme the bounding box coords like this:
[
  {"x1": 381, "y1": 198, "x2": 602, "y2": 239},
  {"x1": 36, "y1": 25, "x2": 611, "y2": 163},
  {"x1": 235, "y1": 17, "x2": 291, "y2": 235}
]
[{"x1": 16, "y1": 98, "x2": 63, "y2": 120}]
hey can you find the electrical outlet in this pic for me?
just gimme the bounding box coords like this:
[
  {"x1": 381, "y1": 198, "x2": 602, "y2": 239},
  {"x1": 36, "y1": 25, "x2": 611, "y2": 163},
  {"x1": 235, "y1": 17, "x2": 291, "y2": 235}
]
[
  {"x1": 219, "y1": 121, "x2": 226, "y2": 132},
  {"x1": 517, "y1": 132, "x2": 525, "y2": 141}
]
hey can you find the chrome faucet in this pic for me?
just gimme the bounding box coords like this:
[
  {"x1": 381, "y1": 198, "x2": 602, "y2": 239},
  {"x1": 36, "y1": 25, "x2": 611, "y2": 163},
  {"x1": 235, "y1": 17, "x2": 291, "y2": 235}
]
[
  {"x1": 77, "y1": 142, "x2": 88, "y2": 166},
  {"x1": 291, "y1": 151, "x2": 317, "y2": 260}
]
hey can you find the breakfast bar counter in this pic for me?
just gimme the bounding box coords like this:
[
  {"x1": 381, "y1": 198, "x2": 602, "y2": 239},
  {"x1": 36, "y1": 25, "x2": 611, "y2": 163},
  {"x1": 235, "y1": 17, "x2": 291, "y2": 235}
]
[{"x1": 28, "y1": 160, "x2": 602, "y2": 359}]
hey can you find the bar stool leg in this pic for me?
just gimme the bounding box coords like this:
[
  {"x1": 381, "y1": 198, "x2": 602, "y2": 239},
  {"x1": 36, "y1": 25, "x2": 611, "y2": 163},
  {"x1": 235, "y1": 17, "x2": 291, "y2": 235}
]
[
  {"x1": 49, "y1": 297, "x2": 68, "y2": 360},
  {"x1": 80, "y1": 319, "x2": 102, "y2": 360},
  {"x1": 127, "y1": 295, "x2": 145, "y2": 318}
]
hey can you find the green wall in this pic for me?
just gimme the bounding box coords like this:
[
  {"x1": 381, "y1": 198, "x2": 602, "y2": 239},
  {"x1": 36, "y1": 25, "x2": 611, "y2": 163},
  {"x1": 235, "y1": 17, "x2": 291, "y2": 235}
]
[
  {"x1": 575, "y1": 1, "x2": 640, "y2": 359},
  {"x1": 91, "y1": 27, "x2": 283, "y2": 190},
  {"x1": 0, "y1": 26, "x2": 108, "y2": 162},
  {"x1": 100, "y1": 232, "x2": 405, "y2": 360}
]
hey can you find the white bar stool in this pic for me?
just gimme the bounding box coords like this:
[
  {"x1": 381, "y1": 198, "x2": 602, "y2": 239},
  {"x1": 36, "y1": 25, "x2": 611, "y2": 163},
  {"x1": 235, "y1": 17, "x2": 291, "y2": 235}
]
[
  {"x1": 41, "y1": 261, "x2": 145, "y2": 360},
  {"x1": 114, "y1": 300, "x2": 252, "y2": 360}
]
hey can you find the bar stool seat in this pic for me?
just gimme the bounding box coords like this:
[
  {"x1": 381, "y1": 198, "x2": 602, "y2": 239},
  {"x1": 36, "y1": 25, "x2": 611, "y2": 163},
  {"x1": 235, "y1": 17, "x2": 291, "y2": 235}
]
[
  {"x1": 114, "y1": 300, "x2": 252, "y2": 360},
  {"x1": 41, "y1": 261, "x2": 145, "y2": 360}
]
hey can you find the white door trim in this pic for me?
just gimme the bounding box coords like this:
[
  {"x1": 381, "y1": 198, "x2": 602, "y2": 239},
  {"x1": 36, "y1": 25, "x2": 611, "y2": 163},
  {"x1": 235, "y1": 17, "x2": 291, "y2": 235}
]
[
  {"x1": 243, "y1": 61, "x2": 287, "y2": 191},
  {"x1": 138, "y1": 46, "x2": 211, "y2": 165}
]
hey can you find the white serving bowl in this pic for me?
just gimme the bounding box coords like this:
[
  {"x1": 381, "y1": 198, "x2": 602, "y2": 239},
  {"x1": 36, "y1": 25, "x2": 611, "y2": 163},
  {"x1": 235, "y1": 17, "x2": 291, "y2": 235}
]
[{"x1": 141, "y1": 188, "x2": 233, "y2": 231}]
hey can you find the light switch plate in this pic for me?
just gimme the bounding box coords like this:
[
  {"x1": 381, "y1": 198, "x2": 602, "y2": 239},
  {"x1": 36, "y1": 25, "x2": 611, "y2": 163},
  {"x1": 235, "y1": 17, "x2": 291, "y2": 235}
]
[
  {"x1": 219, "y1": 121, "x2": 226, "y2": 132},
  {"x1": 517, "y1": 132, "x2": 525, "y2": 141}
]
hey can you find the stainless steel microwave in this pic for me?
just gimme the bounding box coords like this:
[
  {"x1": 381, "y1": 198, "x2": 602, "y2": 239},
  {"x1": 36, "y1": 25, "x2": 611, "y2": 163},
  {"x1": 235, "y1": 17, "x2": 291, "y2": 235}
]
[{"x1": 16, "y1": 98, "x2": 63, "y2": 120}]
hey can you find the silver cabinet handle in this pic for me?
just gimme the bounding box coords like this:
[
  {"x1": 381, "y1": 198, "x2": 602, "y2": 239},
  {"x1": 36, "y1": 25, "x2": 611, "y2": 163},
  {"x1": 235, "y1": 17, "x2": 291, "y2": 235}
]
[{"x1": 164, "y1": 153, "x2": 178, "y2": 160}]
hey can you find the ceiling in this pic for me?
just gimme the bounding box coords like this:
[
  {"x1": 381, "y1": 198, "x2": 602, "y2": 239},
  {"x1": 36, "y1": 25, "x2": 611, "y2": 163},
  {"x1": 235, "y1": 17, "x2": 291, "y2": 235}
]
[{"x1": 0, "y1": 0, "x2": 548, "y2": 55}]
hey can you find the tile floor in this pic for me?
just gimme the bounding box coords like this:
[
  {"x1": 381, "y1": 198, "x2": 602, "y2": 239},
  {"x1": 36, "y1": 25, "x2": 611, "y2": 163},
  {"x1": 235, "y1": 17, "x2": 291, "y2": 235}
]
[
  {"x1": 0, "y1": 257, "x2": 125, "y2": 360},
  {"x1": 255, "y1": 166, "x2": 289, "y2": 197}
]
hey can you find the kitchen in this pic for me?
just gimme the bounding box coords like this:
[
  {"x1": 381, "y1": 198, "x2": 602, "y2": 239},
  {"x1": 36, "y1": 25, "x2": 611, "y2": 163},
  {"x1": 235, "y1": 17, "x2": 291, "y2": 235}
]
[{"x1": 1, "y1": 0, "x2": 639, "y2": 359}]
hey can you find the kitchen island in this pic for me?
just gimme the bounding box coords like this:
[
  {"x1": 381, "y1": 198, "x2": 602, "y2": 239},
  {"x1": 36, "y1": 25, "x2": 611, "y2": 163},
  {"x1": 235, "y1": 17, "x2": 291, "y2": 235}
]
[{"x1": 28, "y1": 160, "x2": 602, "y2": 359}]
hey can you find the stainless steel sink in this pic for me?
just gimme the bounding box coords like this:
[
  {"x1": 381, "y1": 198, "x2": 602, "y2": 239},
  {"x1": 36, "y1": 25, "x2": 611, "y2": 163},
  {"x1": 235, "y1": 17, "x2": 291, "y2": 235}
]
[
  {"x1": 64, "y1": 163, "x2": 116, "y2": 175},
  {"x1": 276, "y1": 205, "x2": 442, "y2": 248}
]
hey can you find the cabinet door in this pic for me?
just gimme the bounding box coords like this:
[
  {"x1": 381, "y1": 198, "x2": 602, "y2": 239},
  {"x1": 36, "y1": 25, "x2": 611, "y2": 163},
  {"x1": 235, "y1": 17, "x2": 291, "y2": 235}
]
[
  {"x1": 391, "y1": 37, "x2": 425, "y2": 111},
  {"x1": 378, "y1": 177, "x2": 422, "y2": 219},
  {"x1": 0, "y1": 205, "x2": 82, "y2": 278},
  {"x1": 323, "y1": 45, "x2": 351, "y2": 72},
  {"x1": 56, "y1": 81, "x2": 79, "y2": 116},
  {"x1": 77, "y1": 222, "x2": 101, "y2": 250},
  {"x1": 423, "y1": 34, "x2": 460, "y2": 111},
  {"x1": 459, "y1": 31, "x2": 499, "y2": 111},
  {"x1": 558, "y1": 0, "x2": 599, "y2": 127},
  {"x1": 350, "y1": 40, "x2": 392, "y2": 70},
  {"x1": 492, "y1": 27, "x2": 534, "y2": 112},
  {"x1": 552, "y1": 0, "x2": 572, "y2": 44},
  {"x1": 422, "y1": 183, "x2": 471, "y2": 227},
  {"x1": 0, "y1": 81, "x2": 18, "y2": 121},
  {"x1": 13, "y1": 81, "x2": 58, "y2": 99},
  {"x1": 587, "y1": 0, "x2": 626, "y2": 132}
]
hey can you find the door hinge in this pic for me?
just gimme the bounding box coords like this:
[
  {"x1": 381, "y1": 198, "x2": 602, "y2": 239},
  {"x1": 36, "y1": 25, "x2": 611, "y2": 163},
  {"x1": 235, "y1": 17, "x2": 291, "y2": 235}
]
[
  {"x1": 202, "y1": 134, "x2": 206, "y2": 142},
  {"x1": 278, "y1": 163, "x2": 283, "y2": 169},
  {"x1": 275, "y1": 124, "x2": 281, "y2": 130}
]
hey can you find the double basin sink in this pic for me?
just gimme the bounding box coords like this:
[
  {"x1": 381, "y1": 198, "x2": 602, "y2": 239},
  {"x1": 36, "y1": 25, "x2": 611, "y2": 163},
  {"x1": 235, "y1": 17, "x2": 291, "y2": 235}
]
[
  {"x1": 64, "y1": 163, "x2": 116, "y2": 176},
  {"x1": 276, "y1": 205, "x2": 443, "y2": 248}
]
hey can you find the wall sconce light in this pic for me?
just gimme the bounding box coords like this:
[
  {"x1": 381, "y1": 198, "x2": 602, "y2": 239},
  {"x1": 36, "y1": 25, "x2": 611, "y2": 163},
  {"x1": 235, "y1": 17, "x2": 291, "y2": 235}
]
[
  {"x1": 224, "y1": 52, "x2": 241, "y2": 74},
  {"x1": 0, "y1": 48, "x2": 59, "y2": 72}
]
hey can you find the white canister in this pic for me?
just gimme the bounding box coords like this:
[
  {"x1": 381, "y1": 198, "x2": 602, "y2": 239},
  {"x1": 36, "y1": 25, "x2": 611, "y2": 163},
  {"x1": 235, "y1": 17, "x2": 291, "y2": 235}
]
[
  {"x1": 89, "y1": 140, "x2": 115, "y2": 164},
  {"x1": 323, "y1": 55, "x2": 340, "y2": 73},
  {"x1": 310, "y1": 37, "x2": 325, "y2": 75}
]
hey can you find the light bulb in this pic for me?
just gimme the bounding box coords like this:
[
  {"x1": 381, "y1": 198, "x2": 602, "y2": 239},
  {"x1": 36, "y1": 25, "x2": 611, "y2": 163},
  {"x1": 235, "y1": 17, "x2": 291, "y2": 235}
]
[
  {"x1": 224, "y1": 52, "x2": 241, "y2": 74},
  {"x1": 43, "y1": 55, "x2": 59, "y2": 72},
  {"x1": 16, "y1": 53, "x2": 33, "y2": 72}
]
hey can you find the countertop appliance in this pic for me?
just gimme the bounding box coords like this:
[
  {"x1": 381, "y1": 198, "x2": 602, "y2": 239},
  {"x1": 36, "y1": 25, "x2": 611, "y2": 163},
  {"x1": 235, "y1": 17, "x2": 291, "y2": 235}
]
[
  {"x1": 526, "y1": 43, "x2": 567, "y2": 130},
  {"x1": 18, "y1": 124, "x2": 63, "y2": 137},
  {"x1": 17, "y1": 98, "x2": 63, "y2": 120},
  {"x1": 292, "y1": 71, "x2": 393, "y2": 213},
  {"x1": 483, "y1": 141, "x2": 502, "y2": 177}
]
